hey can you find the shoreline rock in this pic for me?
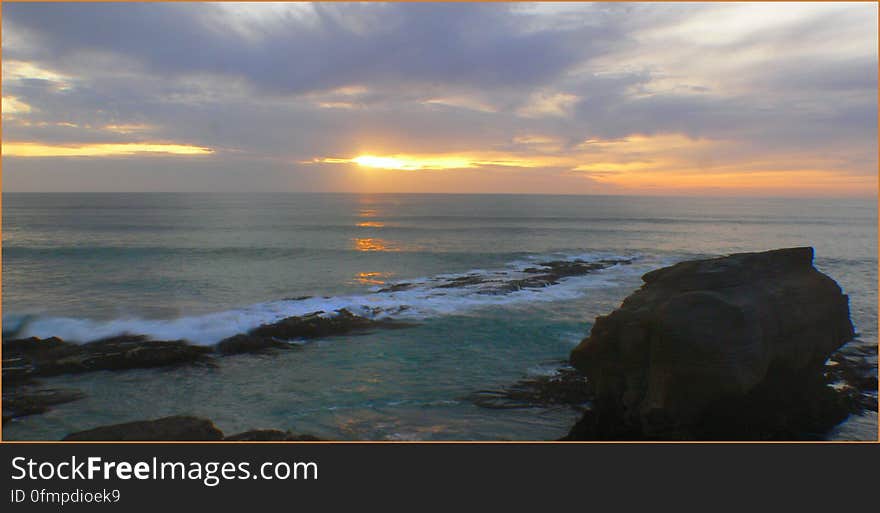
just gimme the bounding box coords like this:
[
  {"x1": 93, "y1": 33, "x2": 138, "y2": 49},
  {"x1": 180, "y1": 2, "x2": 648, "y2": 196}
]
[
  {"x1": 63, "y1": 416, "x2": 225, "y2": 441},
  {"x1": 217, "y1": 308, "x2": 412, "y2": 355},
  {"x1": 3, "y1": 335, "x2": 214, "y2": 378},
  {"x1": 567, "y1": 247, "x2": 862, "y2": 440},
  {"x1": 2, "y1": 309, "x2": 414, "y2": 423},
  {"x1": 3, "y1": 388, "x2": 86, "y2": 425},
  {"x1": 62, "y1": 415, "x2": 321, "y2": 441},
  {"x1": 3, "y1": 309, "x2": 413, "y2": 372}
]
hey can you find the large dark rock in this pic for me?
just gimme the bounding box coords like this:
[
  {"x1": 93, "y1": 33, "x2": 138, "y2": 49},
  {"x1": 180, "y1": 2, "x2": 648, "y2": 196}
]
[
  {"x1": 63, "y1": 416, "x2": 225, "y2": 441},
  {"x1": 568, "y1": 247, "x2": 856, "y2": 439},
  {"x1": 3, "y1": 335, "x2": 213, "y2": 377}
]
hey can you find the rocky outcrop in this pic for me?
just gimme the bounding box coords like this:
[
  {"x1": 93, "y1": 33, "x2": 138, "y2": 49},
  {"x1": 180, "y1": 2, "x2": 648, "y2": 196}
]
[
  {"x1": 2, "y1": 335, "x2": 216, "y2": 422},
  {"x1": 4, "y1": 309, "x2": 411, "y2": 367},
  {"x1": 3, "y1": 388, "x2": 86, "y2": 425},
  {"x1": 214, "y1": 334, "x2": 294, "y2": 355},
  {"x1": 3, "y1": 309, "x2": 413, "y2": 424},
  {"x1": 215, "y1": 309, "x2": 412, "y2": 355},
  {"x1": 378, "y1": 258, "x2": 632, "y2": 294},
  {"x1": 568, "y1": 247, "x2": 857, "y2": 439},
  {"x1": 249, "y1": 309, "x2": 406, "y2": 340},
  {"x1": 3, "y1": 335, "x2": 213, "y2": 378},
  {"x1": 62, "y1": 416, "x2": 321, "y2": 441},
  {"x1": 496, "y1": 259, "x2": 632, "y2": 293}
]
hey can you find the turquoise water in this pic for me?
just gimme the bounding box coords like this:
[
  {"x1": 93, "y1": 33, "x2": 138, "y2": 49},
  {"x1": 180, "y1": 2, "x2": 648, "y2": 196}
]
[{"x1": 2, "y1": 193, "x2": 877, "y2": 440}]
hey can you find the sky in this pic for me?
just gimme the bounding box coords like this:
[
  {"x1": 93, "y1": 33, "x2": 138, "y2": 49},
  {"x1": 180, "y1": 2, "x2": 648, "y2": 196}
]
[{"x1": 1, "y1": 2, "x2": 877, "y2": 196}]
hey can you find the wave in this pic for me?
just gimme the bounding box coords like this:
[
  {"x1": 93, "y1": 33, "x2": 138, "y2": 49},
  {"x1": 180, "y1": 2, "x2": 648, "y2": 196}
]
[{"x1": 6, "y1": 251, "x2": 673, "y2": 346}]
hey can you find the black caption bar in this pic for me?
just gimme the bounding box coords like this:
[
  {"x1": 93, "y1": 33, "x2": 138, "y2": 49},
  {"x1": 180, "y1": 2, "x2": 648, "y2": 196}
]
[{"x1": 1, "y1": 443, "x2": 877, "y2": 510}]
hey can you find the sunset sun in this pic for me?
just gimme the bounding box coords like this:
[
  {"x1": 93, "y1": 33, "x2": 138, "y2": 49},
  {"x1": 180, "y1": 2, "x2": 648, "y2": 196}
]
[{"x1": 352, "y1": 154, "x2": 474, "y2": 171}]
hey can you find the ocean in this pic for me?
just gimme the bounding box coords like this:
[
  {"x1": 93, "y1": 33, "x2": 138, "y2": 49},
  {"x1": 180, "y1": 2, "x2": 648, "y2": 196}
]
[{"x1": 2, "y1": 193, "x2": 877, "y2": 440}]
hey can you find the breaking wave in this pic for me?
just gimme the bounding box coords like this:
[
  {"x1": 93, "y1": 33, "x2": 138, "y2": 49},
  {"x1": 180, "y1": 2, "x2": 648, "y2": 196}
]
[{"x1": 6, "y1": 251, "x2": 673, "y2": 345}]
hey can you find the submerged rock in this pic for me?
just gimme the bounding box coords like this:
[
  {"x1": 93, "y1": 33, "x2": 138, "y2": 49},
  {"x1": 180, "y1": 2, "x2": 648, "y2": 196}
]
[
  {"x1": 224, "y1": 429, "x2": 322, "y2": 441},
  {"x1": 568, "y1": 247, "x2": 858, "y2": 439},
  {"x1": 63, "y1": 415, "x2": 225, "y2": 441},
  {"x1": 376, "y1": 283, "x2": 415, "y2": 293},
  {"x1": 468, "y1": 366, "x2": 592, "y2": 409}
]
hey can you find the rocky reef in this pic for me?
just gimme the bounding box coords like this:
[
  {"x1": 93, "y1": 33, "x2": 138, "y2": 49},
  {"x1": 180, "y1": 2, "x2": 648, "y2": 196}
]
[
  {"x1": 2, "y1": 309, "x2": 411, "y2": 424},
  {"x1": 565, "y1": 247, "x2": 870, "y2": 440},
  {"x1": 216, "y1": 309, "x2": 411, "y2": 355},
  {"x1": 4, "y1": 335, "x2": 213, "y2": 380},
  {"x1": 379, "y1": 258, "x2": 632, "y2": 294},
  {"x1": 467, "y1": 365, "x2": 592, "y2": 409}
]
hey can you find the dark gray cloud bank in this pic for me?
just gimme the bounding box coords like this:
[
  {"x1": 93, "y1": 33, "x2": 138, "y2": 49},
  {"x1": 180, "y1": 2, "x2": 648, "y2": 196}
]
[{"x1": 2, "y1": 2, "x2": 877, "y2": 195}]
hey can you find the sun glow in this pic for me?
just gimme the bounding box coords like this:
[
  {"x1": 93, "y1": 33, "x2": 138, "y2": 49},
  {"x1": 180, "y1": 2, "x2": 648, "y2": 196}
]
[
  {"x1": 352, "y1": 154, "x2": 474, "y2": 170},
  {"x1": 305, "y1": 132, "x2": 874, "y2": 196},
  {"x1": 313, "y1": 153, "x2": 550, "y2": 171}
]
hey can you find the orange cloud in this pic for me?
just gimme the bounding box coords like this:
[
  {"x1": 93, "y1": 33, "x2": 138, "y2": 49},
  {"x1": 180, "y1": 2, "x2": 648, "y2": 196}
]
[
  {"x1": 304, "y1": 132, "x2": 874, "y2": 197},
  {"x1": 2, "y1": 142, "x2": 214, "y2": 157},
  {"x1": 101, "y1": 124, "x2": 154, "y2": 134}
]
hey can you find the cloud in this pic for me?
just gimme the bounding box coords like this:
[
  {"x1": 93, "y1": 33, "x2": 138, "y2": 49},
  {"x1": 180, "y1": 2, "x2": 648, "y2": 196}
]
[
  {"x1": 2, "y1": 142, "x2": 213, "y2": 157},
  {"x1": 1, "y1": 2, "x2": 876, "y2": 195},
  {"x1": 516, "y1": 92, "x2": 580, "y2": 118},
  {"x1": 2, "y1": 96, "x2": 32, "y2": 116},
  {"x1": 2, "y1": 3, "x2": 605, "y2": 94}
]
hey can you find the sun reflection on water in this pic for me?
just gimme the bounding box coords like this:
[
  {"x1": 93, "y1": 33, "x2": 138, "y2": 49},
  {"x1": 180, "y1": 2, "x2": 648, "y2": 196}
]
[
  {"x1": 354, "y1": 271, "x2": 392, "y2": 285},
  {"x1": 353, "y1": 238, "x2": 396, "y2": 252}
]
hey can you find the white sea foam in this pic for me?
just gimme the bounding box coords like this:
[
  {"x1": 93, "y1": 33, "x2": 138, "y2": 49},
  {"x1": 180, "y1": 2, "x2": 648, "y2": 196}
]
[
  {"x1": 13, "y1": 252, "x2": 674, "y2": 345},
  {"x1": 525, "y1": 364, "x2": 564, "y2": 378}
]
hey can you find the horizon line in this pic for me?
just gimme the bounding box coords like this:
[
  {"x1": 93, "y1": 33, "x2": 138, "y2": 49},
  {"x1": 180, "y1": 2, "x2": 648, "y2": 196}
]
[{"x1": 2, "y1": 191, "x2": 877, "y2": 201}]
